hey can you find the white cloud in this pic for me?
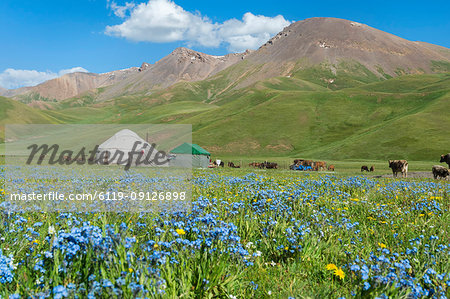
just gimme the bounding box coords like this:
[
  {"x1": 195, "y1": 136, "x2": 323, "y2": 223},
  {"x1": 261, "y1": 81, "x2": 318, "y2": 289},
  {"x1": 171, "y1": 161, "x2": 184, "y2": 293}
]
[
  {"x1": 105, "y1": 0, "x2": 291, "y2": 52},
  {"x1": 108, "y1": 1, "x2": 135, "y2": 18},
  {"x1": 219, "y1": 13, "x2": 291, "y2": 52},
  {"x1": 0, "y1": 67, "x2": 89, "y2": 89},
  {"x1": 58, "y1": 67, "x2": 89, "y2": 76}
]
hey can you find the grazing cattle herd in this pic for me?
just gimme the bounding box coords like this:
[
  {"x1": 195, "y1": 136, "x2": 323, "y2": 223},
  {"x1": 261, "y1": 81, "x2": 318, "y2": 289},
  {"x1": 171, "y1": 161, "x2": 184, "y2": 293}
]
[
  {"x1": 247, "y1": 161, "x2": 278, "y2": 169},
  {"x1": 361, "y1": 165, "x2": 375, "y2": 172},
  {"x1": 221, "y1": 152, "x2": 450, "y2": 181},
  {"x1": 42, "y1": 151, "x2": 450, "y2": 180}
]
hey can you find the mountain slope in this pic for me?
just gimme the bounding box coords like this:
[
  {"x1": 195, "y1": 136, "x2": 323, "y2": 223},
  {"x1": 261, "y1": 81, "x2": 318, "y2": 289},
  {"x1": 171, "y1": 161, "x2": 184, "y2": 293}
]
[
  {"x1": 184, "y1": 74, "x2": 450, "y2": 160},
  {"x1": 0, "y1": 67, "x2": 141, "y2": 101},
  {"x1": 23, "y1": 73, "x2": 447, "y2": 161},
  {"x1": 0, "y1": 96, "x2": 58, "y2": 124},
  {"x1": 3, "y1": 17, "x2": 449, "y2": 103},
  {"x1": 1, "y1": 48, "x2": 251, "y2": 102},
  {"x1": 208, "y1": 17, "x2": 450, "y2": 92},
  {"x1": 0, "y1": 96, "x2": 60, "y2": 142},
  {"x1": 124, "y1": 17, "x2": 450, "y2": 103},
  {"x1": 95, "y1": 47, "x2": 251, "y2": 101},
  {"x1": 250, "y1": 18, "x2": 450, "y2": 69}
]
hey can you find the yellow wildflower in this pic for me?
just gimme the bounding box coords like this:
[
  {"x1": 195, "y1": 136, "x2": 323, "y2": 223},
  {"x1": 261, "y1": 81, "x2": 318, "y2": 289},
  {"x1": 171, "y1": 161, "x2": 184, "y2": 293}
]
[
  {"x1": 334, "y1": 268, "x2": 345, "y2": 280},
  {"x1": 378, "y1": 242, "x2": 387, "y2": 249},
  {"x1": 176, "y1": 228, "x2": 186, "y2": 235},
  {"x1": 326, "y1": 264, "x2": 338, "y2": 271}
]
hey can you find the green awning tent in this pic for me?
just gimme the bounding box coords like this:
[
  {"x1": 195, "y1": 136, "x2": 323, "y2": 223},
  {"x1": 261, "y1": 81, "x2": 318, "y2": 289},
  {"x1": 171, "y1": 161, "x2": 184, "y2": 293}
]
[
  {"x1": 169, "y1": 143, "x2": 210, "y2": 168},
  {"x1": 170, "y1": 143, "x2": 210, "y2": 155}
]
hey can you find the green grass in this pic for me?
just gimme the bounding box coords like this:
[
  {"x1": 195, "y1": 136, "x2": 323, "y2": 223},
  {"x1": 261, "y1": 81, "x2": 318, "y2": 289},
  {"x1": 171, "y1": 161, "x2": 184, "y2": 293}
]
[
  {"x1": 16, "y1": 92, "x2": 56, "y2": 104},
  {"x1": 0, "y1": 96, "x2": 62, "y2": 141},
  {"x1": 353, "y1": 73, "x2": 450, "y2": 93},
  {"x1": 431, "y1": 60, "x2": 450, "y2": 73}
]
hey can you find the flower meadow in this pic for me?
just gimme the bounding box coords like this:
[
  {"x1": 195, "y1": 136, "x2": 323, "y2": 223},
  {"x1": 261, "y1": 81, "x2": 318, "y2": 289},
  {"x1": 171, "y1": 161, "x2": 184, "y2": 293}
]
[{"x1": 0, "y1": 167, "x2": 449, "y2": 298}]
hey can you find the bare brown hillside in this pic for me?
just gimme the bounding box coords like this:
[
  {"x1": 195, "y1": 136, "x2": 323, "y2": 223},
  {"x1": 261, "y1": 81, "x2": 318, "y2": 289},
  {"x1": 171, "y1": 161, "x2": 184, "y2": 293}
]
[
  {"x1": 230, "y1": 17, "x2": 450, "y2": 87},
  {"x1": 0, "y1": 67, "x2": 140, "y2": 100},
  {"x1": 95, "y1": 47, "x2": 251, "y2": 100}
]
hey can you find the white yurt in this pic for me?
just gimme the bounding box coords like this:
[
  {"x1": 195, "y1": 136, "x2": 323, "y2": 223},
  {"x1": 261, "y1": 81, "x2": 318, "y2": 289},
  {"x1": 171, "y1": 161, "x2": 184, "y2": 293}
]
[{"x1": 96, "y1": 129, "x2": 168, "y2": 167}]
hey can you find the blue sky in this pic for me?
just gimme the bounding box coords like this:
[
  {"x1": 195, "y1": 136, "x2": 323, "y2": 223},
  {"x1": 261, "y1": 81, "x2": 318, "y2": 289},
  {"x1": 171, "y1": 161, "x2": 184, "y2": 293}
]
[{"x1": 0, "y1": 0, "x2": 449, "y2": 89}]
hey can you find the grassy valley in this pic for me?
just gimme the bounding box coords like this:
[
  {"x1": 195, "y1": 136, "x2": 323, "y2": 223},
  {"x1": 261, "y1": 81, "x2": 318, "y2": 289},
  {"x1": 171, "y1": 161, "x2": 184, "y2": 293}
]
[{"x1": 1, "y1": 67, "x2": 449, "y2": 162}]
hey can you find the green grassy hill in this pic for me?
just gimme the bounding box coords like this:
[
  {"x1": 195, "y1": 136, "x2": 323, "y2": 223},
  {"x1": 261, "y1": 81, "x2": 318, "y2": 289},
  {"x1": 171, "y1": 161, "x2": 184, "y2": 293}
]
[
  {"x1": 1, "y1": 71, "x2": 449, "y2": 161},
  {"x1": 0, "y1": 96, "x2": 62, "y2": 142},
  {"x1": 186, "y1": 78, "x2": 449, "y2": 160}
]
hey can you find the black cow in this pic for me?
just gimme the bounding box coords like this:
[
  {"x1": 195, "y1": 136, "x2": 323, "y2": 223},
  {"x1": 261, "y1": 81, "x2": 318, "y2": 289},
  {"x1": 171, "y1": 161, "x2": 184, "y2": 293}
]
[
  {"x1": 432, "y1": 165, "x2": 449, "y2": 179},
  {"x1": 213, "y1": 160, "x2": 224, "y2": 167},
  {"x1": 440, "y1": 153, "x2": 450, "y2": 168},
  {"x1": 361, "y1": 165, "x2": 369, "y2": 172},
  {"x1": 228, "y1": 162, "x2": 240, "y2": 168}
]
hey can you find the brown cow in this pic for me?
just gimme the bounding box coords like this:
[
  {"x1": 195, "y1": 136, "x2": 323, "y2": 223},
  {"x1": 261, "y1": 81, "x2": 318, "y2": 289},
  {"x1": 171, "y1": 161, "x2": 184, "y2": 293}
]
[
  {"x1": 369, "y1": 166, "x2": 374, "y2": 172},
  {"x1": 432, "y1": 165, "x2": 449, "y2": 179},
  {"x1": 260, "y1": 161, "x2": 278, "y2": 169},
  {"x1": 328, "y1": 165, "x2": 335, "y2": 171},
  {"x1": 388, "y1": 160, "x2": 408, "y2": 178},
  {"x1": 228, "y1": 162, "x2": 240, "y2": 168},
  {"x1": 249, "y1": 162, "x2": 261, "y2": 168},
  {"x1": 440, "y1": 153, "x2": 450, "y2": 168},
  {"x1": 361, "y1": 166, "x2": 369, "y2": 172},
  {"x1": 315, "y1": 161, "x2": 327, "y2": 171},
  {"x1": 268, "y1": 162, "x2": 278, "y2": 169}
]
